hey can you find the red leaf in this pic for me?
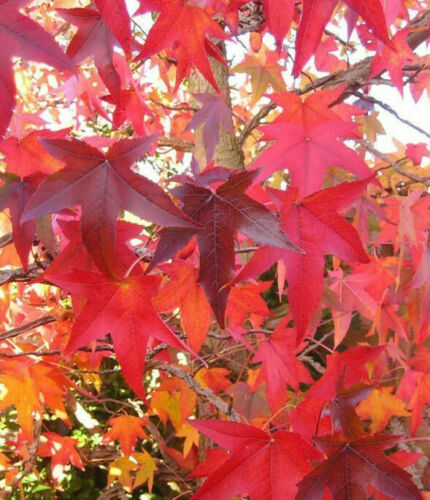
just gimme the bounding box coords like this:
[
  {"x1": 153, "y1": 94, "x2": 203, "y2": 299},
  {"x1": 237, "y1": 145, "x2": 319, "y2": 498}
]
[
  {"x1": 293, "y1": 0, "x2": 391, "y2": 76},
  {"x1": 57, "y1": 7, "x2": 126, "y2": 100},
  {"x1": 189, "y1": 419, "x2": 321, "y2": 500},
  {"x1": 252, "y1": 317, "x2": 312, "y2": 411},
  {"x1": 0, "y1": 172, "x2": 44, "y2": 269},
  {"x1": 38, "y1": 432, "x2": 83, "y2": 484},
  {"x1": 296, "y1": 434, "x2": 422, "y2": 500},
  {"x1": 22, "y1": 135, "x2": 199, "y2": 276},
  {"x1": 235, "y1": 179, "x2": 370, "y2": 342},
  {"x1": 254, "y1": 121, "x2": 371, "y2": 196},
  {"x1": 263, "y1": 0, "x2": 295, "y2": 48},
  {"x1": 47, "y1": 268, "x2": 190, "y2": 400},
  {"x1": 93, "y1": 0, "x2": 132, "y2": 55},
  {"x1": 150, "y1": 169, "x2": 300, "y2": 327},
  {"x1": 135, "y1": 0, "x2": 228, "y2": 92},
  {"x1": 0, "y1": 2, "x2": 73, "y2": 136}
]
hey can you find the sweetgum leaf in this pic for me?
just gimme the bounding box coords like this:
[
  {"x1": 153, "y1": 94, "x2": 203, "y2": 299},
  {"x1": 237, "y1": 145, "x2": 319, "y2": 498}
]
[
  {"x1": 22, "y1": 135, "x2": 199, "y2": 276},
  {"x1": 150, "y1": 169, "x2": 301, "y2": 327},
  {"x1": 296, "y1": 434, "x2": 422, "y2": 500}
]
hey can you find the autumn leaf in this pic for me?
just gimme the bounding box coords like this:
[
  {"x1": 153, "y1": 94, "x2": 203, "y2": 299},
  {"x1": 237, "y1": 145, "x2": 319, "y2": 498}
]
[
  {"x1": 356, "y1": 387, "x2": 409, "y2": 434},
  {"x1": 135, "y1": 0, "x2": 228, "y2": 91},
  {"x1": 0, "y1": 1, "x2": 74, "y2": 136},
  {"x1": 296, "y1": 433, "x2": 422, "y2": 500},
  {"x1": 57, "y1": 6, "x2": 126, "y2": 101},
  {"x1": 47, "y1": 268, "x2": 190, "y2": 400},
  {"x1": 38, "y1": 432, "x2": 84, "y2": 485},
  {"x1": 187, "y1": 93, "x2": 234, "y2": 163},
  {"x1": 189, "y1": 419, "x2": 321, "y2": 500},
  {"x1": 233, "y1": 49, "x2": 286, "y2": 106},
  {"x1": 108, "y1": 451, "x2": 156, "y2": 492},
  {"x1": 153, "y1": 260, "x2": 212, "y2": 352},
  {"x1": 103, "y1": 415, "x2": 149, "y2": 456},
  {"x1": 0, "y1": 358, "x2": 71, "y2": 440},
  {"x1": 150, "y1": 168, "x2": 300, "y2": 327},
  {"x1": 262, "y1": 0, "x2": 295, "y2": 48},
  {"x1": 22, "y1": 135, "x2": 199, "y2": 275},
  {"x1": 235, "y1": 179, "x2": 370, "y2": 342},
  {"x1": 252, "y1": 317, "x2": 312, "y2": 411},
  {"x1": 253, "y1": 120, "x2": 372, "y2": 195},
  {"x1": 0, "y1": 172, "x2": 44, "y2": 269},
  {"x1": 293, "y1": 0, "x2": 391, "y2": 76}
]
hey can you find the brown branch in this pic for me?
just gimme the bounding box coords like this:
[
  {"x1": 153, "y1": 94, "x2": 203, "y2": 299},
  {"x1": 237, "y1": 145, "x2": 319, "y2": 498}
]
[
  {"x1": 356, "y1": 138, "x2": 430, "y2": 186},
  {"x1": 0, "y1": 263, "x2": 49, "y2": 285},
  {"x1": 0, "y1": 315, "x2": 56, "y2": 342},
  {"x1": 157, "y1": 136, "x2": 194, "y2": 152},
  {"x1": 0, "y1": 233, "x2": 12, "y2": 249},
  {"x1": 238, "y1": 9, "x2": 430, "y2": 144},
  {"x1": 354, "y1": 91, "x2": 430, "y2": 140},
  {"x1": 150, "y1": 361, "x2": 241, "y2": 422}
]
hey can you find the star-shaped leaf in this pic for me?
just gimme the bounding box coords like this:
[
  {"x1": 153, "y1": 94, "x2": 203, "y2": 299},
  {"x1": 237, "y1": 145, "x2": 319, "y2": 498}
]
[
  {"x1": 296, "y1": 434, "x2": 422, "y2": 500},
  {"x1": 22, "y1": 135, "x2": 199, "y2": 275},
  {"x1": 135, "y1": 0, "x2": 228, "y2": 92},
  {"x1": 0, "y1": 1, "x2": 74, "y2": 136},
  {"x1": 235, "y1": 179, "x2": 370, "y2": 342},
  {"x1": 47, "y1": 268, "x2": 190, "y2": 399},
  {"x1": 189, "y1": 419, "x2": 321, "y2": 500},
  {"x1": 150, "y1": 169, "x2": 300, "y2": 327}
]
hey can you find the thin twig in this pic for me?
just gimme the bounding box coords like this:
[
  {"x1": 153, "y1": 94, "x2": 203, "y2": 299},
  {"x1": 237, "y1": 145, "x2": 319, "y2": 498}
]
[
  {"x1": 0, "y1": 315, "x2": 56, "y2": 342},
  {"x1": 356, "y1": 139, "x2": 429, "y2": 186},
  {"x1": 150, "y1": 361, "x2": 241, "y2": 422},
  {"x1": 354, "y1": 91, "x2": 430, "y2": 140}
]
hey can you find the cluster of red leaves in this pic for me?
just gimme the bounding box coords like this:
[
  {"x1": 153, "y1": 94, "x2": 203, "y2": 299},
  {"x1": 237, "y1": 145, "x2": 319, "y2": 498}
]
[{"x1": 0, "y1": 0, "x2": 428, "y2": 498}]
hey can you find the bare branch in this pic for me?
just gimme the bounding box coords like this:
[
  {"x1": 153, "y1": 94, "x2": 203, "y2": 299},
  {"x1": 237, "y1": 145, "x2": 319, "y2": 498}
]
[
  {"x1": 150, "y1": 361, "x2": 241, "y2": 422},
  {"x1": 356, "y1": 138, "x2": 430, "y2": 186},
  {"x1": 0, "y1": 315, "x2": 56, "y2": 342}
]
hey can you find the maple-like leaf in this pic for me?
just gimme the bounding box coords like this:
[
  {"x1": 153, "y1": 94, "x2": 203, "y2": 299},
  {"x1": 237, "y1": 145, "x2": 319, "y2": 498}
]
[
  {"x1": 233, "y1": 49, "x2": 286, "y2": 106},
  {"x1": 252, "y1": 318, "x2": 312, "y2": 411},
  {"x1": 22, "y1": 135, "x2": 199, "y2": 275},
  {"x1": 108, "y1": 451, "x2": 156, "y2": 492},
  {"x1": 150, "y1": 377, "x2": 197, "y2": 431},
  {"x1": 103, "y1": 89, "x2": 154, "y2": 136},
  {"x1": 47, "y1": 268, "x2": 190, "y2": 399},
  {"x1": 262, "y1": 0, "x2": 295, "y2": 48},
  {"x1": 0, "y1": 358, "x2": 71, "y2": 440},
  {"x1": 93, "y1": 0, "x2": 132, "y2": 55},
  {"x1": 187, "y1": 93, "x2": 234, "y2": 163},
  {"x1": 194, "y1": 367, "x2": 231, "y2": 393},
  {"x1": 356, "y1": 387, "x2": 409, "y2": 434},
  {"x1": 307, "y1": 345, "x2": 385, "y2": 401},
  {"x1": 103, "y1": 415, "x2": 149, "y2": 456},
  {"x1": 293, "y1": 0, "x2": 391, "y2": 76},
  {"x1": 153, "y1": 260, "x2": 212, "y2": 352},
  {"x1": 296, "y1": 434, "x2": 422, "y2": 500},
  {"x1": 135, "y1": 0, "x2": 228, "y2": 91},
  {"x1": 0, "y1": 1, "x2": 74, "y2": 136},
  {"x1": 235, "y1": 179, "x2": 370, "y2": 342},
  {"x1": 370, "y1": 30, "x2": 417, "y2": 95},
  {"x1": 189, "y1": 419, "x2": 321, "y2": 500},
  {"x1": 38, "y1": 432, "x2": 84, "y2": 485},
  {"x1": 57, "y1": 6, "x2": 127, "y2": 101},
  {"x1": 254, "y1": 121, "x2": 371, "y2": 195},
  {"x1": 150, "y1": 169, "x2": 300, "y2": 327}
]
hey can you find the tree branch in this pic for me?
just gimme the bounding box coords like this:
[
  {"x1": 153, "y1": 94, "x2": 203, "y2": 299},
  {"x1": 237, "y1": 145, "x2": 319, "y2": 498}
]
[
  {"x1": 150, "y1": 361, "x2": 241, "y2": 422},
  {"x1": 356, "y1": 139, "x2": 430, "y2": 186},
  {"x1": 0, "y1": 315, "x2": 56, "y2": 342}
]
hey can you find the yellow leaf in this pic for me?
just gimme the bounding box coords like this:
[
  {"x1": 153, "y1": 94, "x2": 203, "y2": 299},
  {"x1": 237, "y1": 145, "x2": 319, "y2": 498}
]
[{"x1": 356, "y1": 387, "x2": 409, "y2": 433}]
